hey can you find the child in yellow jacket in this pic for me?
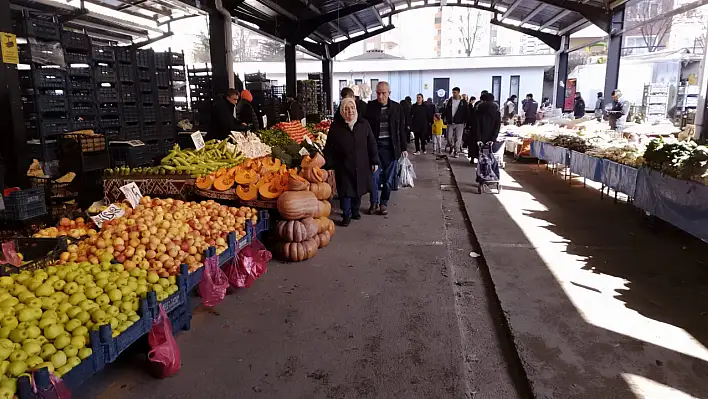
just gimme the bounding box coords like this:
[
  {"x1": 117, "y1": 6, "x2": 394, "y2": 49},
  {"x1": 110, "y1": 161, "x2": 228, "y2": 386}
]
[{"x1": 432, "y1": 113, "x2": 446, "y2": 158}]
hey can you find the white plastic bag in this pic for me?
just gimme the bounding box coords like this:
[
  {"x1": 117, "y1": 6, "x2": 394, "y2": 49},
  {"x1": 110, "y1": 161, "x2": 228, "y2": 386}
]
[{"x1": 398, "y1": 155, "x2": 416, "y2": 188}]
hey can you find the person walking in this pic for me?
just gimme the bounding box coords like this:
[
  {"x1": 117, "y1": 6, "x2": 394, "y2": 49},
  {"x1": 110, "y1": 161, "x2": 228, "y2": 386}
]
[
  {"x1": 364, "y1": 81, "x2": 408, "y2": 216},
  {"x1": 476, "y1": 93, "x2": 502, "y2": 144},
  {"x1": 402, "y1": 96, "x2": 413, "y2": 143},
  {"x1": 335, "y1": 87, "x2": 367, "y2": 123},
  {"x1": 607, "y1": 89, "x2": 630, "y2": 133},
  {"x1": 324, "y1": 98, "x2": 379, "y2": 226},
  {"x1": 443, "y1": 87, "x2": 468, "y2": 158},
  {"x1": 503, "y1": 95, "x2": 517, "y2": 124},
  {"x1": 594, "y1": 92, "x2": 605, "y2": 122},
  {"x1": 237, "y1": 90, "x2": 259, "y2": 130},
  {"x1": 285, "y1": 93, "x2": 305, "y2": 122},
  {"x1": 522, "y1": 93, "x2": 538, "y2": 125},
  {"x1": 210, "y1": 89, "x2": 247, "y2": 140},
  {"x1": 573, "y1": 92, "x2": 586, "y2": 119},
  {"x1": 411, "y1": 94, "x2": 429, "y2": 155},
  {"x1": 431, "y1": 113, "x2": 446, "y2": 159}
]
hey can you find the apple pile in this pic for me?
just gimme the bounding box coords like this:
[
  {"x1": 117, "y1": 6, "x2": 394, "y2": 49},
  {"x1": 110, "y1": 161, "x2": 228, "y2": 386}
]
[
  {"x1": 0, "y1": 256, "x2": 178, "y2": 395},
  {"x1": 58, "y1": 197, "x2": 258, "y2": 276},
  {"x1": 33, "y1": 217, "x2": 98, "y2": 239}
]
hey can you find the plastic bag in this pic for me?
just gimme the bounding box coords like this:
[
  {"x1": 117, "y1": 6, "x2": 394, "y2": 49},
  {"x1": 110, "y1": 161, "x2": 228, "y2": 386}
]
[
  {"x1": 0, "y1": 241, "x2": 21, "y2": 266},
  {"x1": 148, "y1": 305, "x2": 181, "y2": 378},
  {"x1": 29, "y1": 370, "x2": 71, "y2": 398},
  {"x1": 198, "y1": 254, "x2": 229, "y2": 307},
  {"x1": 224, "y1": 239, "x2": 271, "y2": 288},
  {"x1": 398, "y1": 155, "x2": 416, "y2": 188}
]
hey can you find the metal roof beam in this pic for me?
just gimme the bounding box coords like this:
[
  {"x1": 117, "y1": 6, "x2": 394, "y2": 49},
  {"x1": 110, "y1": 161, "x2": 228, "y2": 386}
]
[
  {"x1": 302, "y1": 0, "x2": 383, "y2": 29},
  {"x1": 535, "y1": 0, "x2": 610, "y2": 32},
  {"x1": 327, "y1": 24, "x2": 396, "y2": 58},
  {"x1": 58, "y1": 8, "x2": 88, "y2": 23},
  {"x1": 381, "y1": 2, "x2": 495, "y2": 18},
  {"x1": 258, "y1": 0, "x2": 298, "y2": 20},
  {"x1": 132, "y1": 31, "x2": 174, "y2": 48},
  {"x1": 540, "y1": 0, "x2": 590, "y2": 30},
  {"x1": 298, "y1": 0, "x2": 349, "y2": 38},
  {"x1": 499, "y1": 0, "x2": 522, "y2": 22},
  {"x1": 520, "y1": 4, "x2": 545, "y2": 25},
  {"x1": 558, "y1": 18, "x2": 590, "y2": 35},
  {"x1": 490, "y1": 17, "x2": 561, "y2": 50}
]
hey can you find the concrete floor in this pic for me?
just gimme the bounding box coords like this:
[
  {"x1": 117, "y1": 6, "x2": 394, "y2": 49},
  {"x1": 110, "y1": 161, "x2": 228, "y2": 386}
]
[
  {"x1": 77, "y1": 153, "x2": 524, "y2": 399},
  {"x1": 449, "y1": 157, "x2": 708, "y2": 399}
]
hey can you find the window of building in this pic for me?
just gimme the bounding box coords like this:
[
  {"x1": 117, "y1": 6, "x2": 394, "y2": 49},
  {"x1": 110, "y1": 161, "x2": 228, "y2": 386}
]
[
  {"x1": 355, "y1": 79, "x2": 362, "y2": 85},
  {"x1": 370, "y1": 79, "x2": 379, "y2": 100},
  {"x1": 509, "y1": 75, "x2": 520, "y2": 101},
  {"x1": 623, "y1": 35, "x2": 655, "y2": 54},
  {"x1": 492, "y1": 76, "x2": 501, "y2": 104},
  {"x1": 339, "y1": 80, "x2": 347, "y2": 91}
]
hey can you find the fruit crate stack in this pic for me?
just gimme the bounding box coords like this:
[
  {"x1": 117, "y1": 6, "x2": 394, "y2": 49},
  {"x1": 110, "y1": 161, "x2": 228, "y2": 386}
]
[
  {"x1": 14, "y1": 10, "x2": 68, "y2": 161},
  {"x1": 93, "y1": 45, "x2": 121, "y2": 141},
  {"x1": 297, "y1": 78, "x2": 323, "y2": 121},
  {"x1": 308, "y1": 73, "x2": 326, "y2": 120},
  {"x1": 116, "y1": 47, "x2": 140, "y2": 140},
  {"x1": 58, "y1": 133, "x2": 111, "y2": 174},
  {"x1": 155, "y1": 51, "x2": 184, "y2": 153},
  {"x1": 187, "y1": 64, "x2": 213, "y2": 131},
  {"x1": 245, "y1": 72, "x2": 270, "y2": 129},
  {"x1": 63, "y1": 31, "x2": 96, "y2": 132},
  {"x1": 137, "y1": 49, "x2": 158, "y2": 143}
]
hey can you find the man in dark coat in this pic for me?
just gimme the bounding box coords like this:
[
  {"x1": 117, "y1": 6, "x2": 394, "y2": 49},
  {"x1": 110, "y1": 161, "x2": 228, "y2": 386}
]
[
  {"x1": 236, "y1": 90, "x2": 259, "y2": 131},
  {"x1": 402, "y1": 96, "x2": 413, "y2": 142},
  {"x1": 286, "y1": 93, "x2": 305, "y2": 122},
  {"x1": 411, "y1": 93, "x2": 430, "y2": 154},
  {"x1": 210, "y1": 89, "x2": 247, "y2": 140},
  {"x1": 522, "y1": 93, "x2": 539, "y2": 125},
  {"x1": 470, "y1": 93, "x2": 502, "y2": 161},
  {"x1": 324, "y1": 97, "x2": 379, "y2": 226},
  {"x1": 573, "y1": 92, "x2": 586, "y2": 119},
  {"x1": 425, "y1": 98, "x2": 436, "y2": 143},
  {"x1": 364, "y1": 81, "x2": 408, "y2": 216}
]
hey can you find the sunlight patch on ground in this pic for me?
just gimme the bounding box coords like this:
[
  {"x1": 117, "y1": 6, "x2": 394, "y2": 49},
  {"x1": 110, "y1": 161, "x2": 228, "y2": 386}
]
[
  {"x1": 492, "y1": 168, "x2": 708, "y2": 364},
  {"x1": 622, "y1": 373, "x2": 699, "y2": 399}
]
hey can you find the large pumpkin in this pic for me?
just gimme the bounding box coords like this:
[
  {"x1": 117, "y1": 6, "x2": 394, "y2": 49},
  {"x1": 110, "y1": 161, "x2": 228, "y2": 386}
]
[
  {"x1": 315, "y1": 231, "x2": 331, "y2": 248},
  {"x1": 236, "y1": 184, "x2": 258, "y2": 201},
  {"x1": 276, "y1": 191, "x2": 319, "y2": 220},
  {"x1": 302, "y1": 153, "x2": 326, "y2": 169},
  {"x1": 275, "y1": 217, "x2": 318, "y2": 242},
  {"x1": 301, "y1": 167, "x2": 327, "y2": 183},
  {"x1": 277, "y1": 239, "x2": 318, "y2": 262},
  {"x1": 288, "y1": 174, "x2": 310, "y2": 191},
  {"x1": 317, "y1": 216, "x2": 335, "y2": 236},
  {"x1": 213, "y1": 173, "x2": 235, "y2": 191},
  {"x1": 317, "y1": 200, "x2": 331, "y2": 218},
  {"x1": 309, "y1": 182, "x2": 332, "y2": 200}
]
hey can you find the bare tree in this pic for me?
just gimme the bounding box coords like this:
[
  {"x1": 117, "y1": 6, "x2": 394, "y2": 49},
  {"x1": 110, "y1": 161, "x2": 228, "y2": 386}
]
[
  {"x1": 625, "y1": 0, "x2": 673, "y2": 52},
  {"x1": 449, "y1": 9, "x2": 486, "y2": 56},
  {"x1": 191, "y1": 31, "x2": 210, "y2": 64},
  {"x1": 232, "y1": 25, "x2": 253, "y2": 62},
  {"x1": 490, "y1": 45, "x2": 507, "y2": 55}
]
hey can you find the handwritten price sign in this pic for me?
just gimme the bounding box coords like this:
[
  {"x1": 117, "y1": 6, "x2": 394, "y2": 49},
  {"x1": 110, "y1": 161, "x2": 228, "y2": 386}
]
[
  {"x1": 119, "y1": 182, "x2": 143, "y2": 208},
  {"x1": 90, "y1": 204, "x2": 125, "y2": 229},
  {"x1": 191, "y1": 132, "x2": 205, "y2": 151}
]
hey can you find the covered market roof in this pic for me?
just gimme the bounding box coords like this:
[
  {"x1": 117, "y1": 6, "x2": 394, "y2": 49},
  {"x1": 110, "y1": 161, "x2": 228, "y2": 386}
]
[{"x1": 225, "y1": 0, "x2": 620, "y2": 55}]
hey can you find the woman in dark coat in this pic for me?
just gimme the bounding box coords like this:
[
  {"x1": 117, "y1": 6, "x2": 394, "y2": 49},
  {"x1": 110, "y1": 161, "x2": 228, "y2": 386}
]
[
  {"x1": 471, "y1": 93, "x2": 502, "y2": 161},
  {"x1": 410, "y1": 93, "x2": 430, "y2": 154},
  {"x1": 323, "y1": 97, "x2": 379, "y2": 226}
]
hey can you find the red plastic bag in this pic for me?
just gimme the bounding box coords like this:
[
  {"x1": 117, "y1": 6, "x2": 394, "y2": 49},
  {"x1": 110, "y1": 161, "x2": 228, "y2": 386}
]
[
  {"x1": 225, "y1": 239, "x2": 271, "y2": 288},
  {"x1": 148, "y1": 305, "x2": 181, "y2": 378},
  {"x1": 30, "y1": 371, "x2": 72, "y2": 398},
  {"x1": 198, "y1": 254, "x2": 229, "y2": 307},
  {"x1": 0, "y1": 241, "x2": 21, "y2": 266}
]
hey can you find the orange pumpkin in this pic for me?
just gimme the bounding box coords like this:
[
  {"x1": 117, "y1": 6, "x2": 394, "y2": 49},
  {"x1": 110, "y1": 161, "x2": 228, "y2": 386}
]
[
  {"x1": 277, "y1": 191, "x2": 319, "y2": 220},
  {"x1": 213, "y1": 173, "x2": 235, "y2": 191},
  {"x1": 317, "y1": 200, "x2": 331, "y2": 218},
  {"x1": 288, "y1": 174, "x2": 310, "y2": 191},
  {"x1": 316, "y1": 231, "x2": 331, "y2": 248},
  {"x1": 236, "y1": 184, "x2": 258, "y2": 201},
  {"x1": 196, "y1": 175, "x2": 215, "y2": 190},
  {"x1": 262, "y1": 157, "x2": 282, "y2": 172},
  {"x1": 259, "y1": 179, "x2": 284, "y2": 199},
  {"x1": 235, "y1": 170, "x2": 258, "y2": 185},
  {"x1": 300, "y1": 155, "x2": 312, "y2": 168},
  {"x1": 309, "y1": 182, "x2": 332, "y2": 200},
  {"x1": 301, "y1": 167, "x2": 326, "y2": 183},
  {"x1": 276, "y1": 239, "x2": 318, "y2": 262}
]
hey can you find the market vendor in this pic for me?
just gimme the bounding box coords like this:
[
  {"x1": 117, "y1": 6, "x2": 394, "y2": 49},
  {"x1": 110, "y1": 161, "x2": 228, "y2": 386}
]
[
  {"x1": 323, "y1": 97, "x2": 379, "y2": 226},
  {"x1": 237, "y1": 90, "x2": 259, "y2": 131},
  {"x1": 210, "y1": 89, "x2": 247, "y2": 140},
  {"x1": 607, "y1": 89, "x2": 630, "y2": 133},
  {"x1": 286, "y1": 94, "x2": 305, "y2": 123}
]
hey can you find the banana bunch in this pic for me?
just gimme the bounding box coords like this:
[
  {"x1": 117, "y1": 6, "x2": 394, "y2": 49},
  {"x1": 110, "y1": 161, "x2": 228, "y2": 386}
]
[{"x1": 160, "y1": 141, "x2": 244, "y2": 176}]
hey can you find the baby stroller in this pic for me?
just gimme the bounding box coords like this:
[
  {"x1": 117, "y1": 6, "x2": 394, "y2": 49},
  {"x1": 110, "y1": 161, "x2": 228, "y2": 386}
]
[{"x1": 476, "y1": 141, "x2": 501, "y2": 194}]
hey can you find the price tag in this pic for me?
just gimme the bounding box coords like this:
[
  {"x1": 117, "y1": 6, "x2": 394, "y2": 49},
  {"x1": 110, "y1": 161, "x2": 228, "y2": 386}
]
[
  {"x1": 191, "y1": 131, "x2": 205, "y2": 150},
  {"x1": 119, "y1": 182, "x2": 143, "y2": 208},
  {"x1": 90, "y1": 204, "x2": 125, "y2": 229}
]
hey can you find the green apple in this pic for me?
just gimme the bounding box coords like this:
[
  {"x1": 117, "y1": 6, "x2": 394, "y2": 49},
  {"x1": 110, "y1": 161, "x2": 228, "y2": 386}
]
[
  {"x1": 128, "y1": 314, "x2": 140, "y2": 323},
  {"x1": 10, "y1": 285, "x2": 26, "y2": 297},
  {"x1": 52, "y1": 280, "x2": 66, "y2": 291},
  {"x1": 17, "y1": 291, "x2": 35, "y2": 303},
  {"x1": 78, "y1": 347, "x2": 92, "y2": 360},
  {"x1": 37, "y1": 318, "x2": 56, "y2": 330},
  {"x1": 50, "y1": 351, "x2": 67, "y2": 368},
  {"x1": 58, "y1": 302, "x2": 72, "y2": 314},
  {"x1": 70, "y1": 335, "x2": 86, "y2": 348},
  {"x1": 62, "y1": 344, "x2": 78, "y2": 358},
  {"x1": 17, "y1": 308, "x2": 37, "y2": 323},
  {"x1": 56, "y1": 364, "x2": 72, "y2": 376},
  {"x1": 66, "y1": 306, "x2": 81, "y2": 319},
  {"x1": 72, "y1": 326, "x2": 88, "y2": 338},
  {"x1": 78, "y1": 300, "x2": 97, "y2": 312},
  {"x1": 26, "y1": 326, "x2": 41, "y2": 340},
  {"x1": 8, "y1": 360, "x2": 27, "y2": 377},
  {"x1": 0, "y1": 277, "x2": 12, "y2": 288},
  {"x1": 65, "y1": 319, "x2": 81, "y2": 332},
  {"x1": 147, "y1": 272, "x2": 159, "y2": 284},
  {"x1": 27, "y1": 281, "x2": 42, "y2": 292},
  {"x1": 1, "y1": 316, "x2": 17, "y2": 330},
  {"x1": 74, "y1": 275, "x2": 89, "y2": 286},
  {"x1": 40, "y1": 297, "x2": 57, "y2": 310},
  {"x1": 91, "y1": 309, "x2": 107, "y2": 324},
  {"x1": 34, "y1": 283, "x2": 54, "y2": 297},
  {"x1": 50, "y1": 292, "x2": 67, "y2": 304},
  {"x1": 35, "y1": 336, "x2": 47, "y2": 345},
  {"x1": 85, "y1": 286, "x2": 103, "y2": 300},
  {"x1": 0, "y1": 298, "x2": 18, "y2": 309},
  {"x1": 9, "y1": 350, "x2": 27, "y2": 362},
  {"x1": 116, "y1": 313, "x2": 127, "y2": 322},
  {"x1": 41, "y1": 310, "x2": 58, "y2": 320},
  {"x1": 65, "y1": 272, "x2": 79, "y2": 283},
  {"x1": 58, "y1": 313, "x2": 69, "y2": 324},
  {"x1": 56, "y1": 270, "x2": 68, "y2": 280},
  {"x1": 104, "y1": 282, "x2": 118, "y2": 292},
  {"x1": 53, "y1": 335, "x2": 70, "y2": 350},
  {"x1": 66, "y1": 356, "x2": 81, "y2": 368},
  {"x1": 0, "y1": 377, "x2": 16, "y2": 394},
  {"x1": 46, "y1": 275, "x2": 59, "y2": 285},
  {"x1": 76, "y1": 311, "x2": 90, "y2": 324},
  {"x1": 106, "y1": 305, "x2": 120, "y2": 318},
  {"x1": 44, "y1": 324, "x2": 65, "y2": 340},
  {"x1": 40, "y1": 343, "x2": 57, "y2": 360},
  {"x1": 84, "y1": 321, "x2": 94, "y2": 331},
  {"x1": 109, "y1": 317, "x2": 119, "y2": 330},
  {"x1": 46, "y1": 266, "x2": 58, "y2": 275},
  {"x1": 68, "y1": 292, "x2": 86, "y2": 306},
  {"x1": 26, "y1": 355, "x2": 42, "y2": 369},
  {"x1": 8, "y1": 329, "x2": 28, "y2": 343},
  {"x1": 22, "y1": 341, "x2": 41, "y2": 357},
  {"x1": 0, "y1": 360, "x2": 7, "y2": 375},
  {"x1": 95, "y1": 294, "x2": 110, "y2": 307},
  {"x1": 63, "y1": 282, "x2": 79, "y2": 296}
]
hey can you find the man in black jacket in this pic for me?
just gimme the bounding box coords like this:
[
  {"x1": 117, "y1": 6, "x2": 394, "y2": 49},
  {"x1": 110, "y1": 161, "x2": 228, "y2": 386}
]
[
  {"x1": 443, "y1": 87, "x2": 468, "y2": 158},
  {"x1": 210, "y1": 89, "x2": 247, "y2": 140},
  {"x1": 364, "y1": 81, "x2": 408, "y2": 216}
]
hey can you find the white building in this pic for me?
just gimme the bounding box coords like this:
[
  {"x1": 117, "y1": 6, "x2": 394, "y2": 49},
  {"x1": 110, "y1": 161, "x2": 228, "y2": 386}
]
[{"x1": 234, "y1": 54, "x2": 554, "y2": 105}]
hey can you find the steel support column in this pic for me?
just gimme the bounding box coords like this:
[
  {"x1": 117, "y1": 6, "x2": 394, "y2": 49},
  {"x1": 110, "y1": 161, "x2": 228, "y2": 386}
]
[
  {"x1": 604, "y1": 6, "x2": 624, "y2": 103},
  {"x1": 285, "y1": 42, "x2": 297, "y2": 97},
  {"x1": 553, "y1": 35, "x2": 569, "y2": 109},
  {"x1": 0, "y1": 0, "x2": 28, "y2": 187},
  {"x1": 322, "y1": 57, "x2": 334, "y2": 116},
  {"x1": 208, "y1": 8, "x2": 229, "y2": 98},
  {"x1": 697, "y1": 39, "x2": 708, "y2": 140}
]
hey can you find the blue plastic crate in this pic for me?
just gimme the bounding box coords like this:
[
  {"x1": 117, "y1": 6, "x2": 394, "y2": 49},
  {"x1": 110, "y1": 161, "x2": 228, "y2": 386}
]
[{"x1": 100, "y1": 297, "x2": 151, "y2": 363}]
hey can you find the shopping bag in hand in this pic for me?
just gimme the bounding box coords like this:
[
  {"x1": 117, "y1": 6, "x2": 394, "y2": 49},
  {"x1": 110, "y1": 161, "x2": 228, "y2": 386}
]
[
  {"x1": 398, "y1": 155, "x2": 416, "y2": 188},
  {"x1": 148, "y1": 305, "x2": 181, "y2": 378},
  {"x1": 30, "y1": 371, "x2": 72, "y2": 398},
  {"x1": 225, "y1": 239, "x2": 272, "y2": 288},
  {"x1": 198, "y1": 254, "x2": 229, "y2": 307}
]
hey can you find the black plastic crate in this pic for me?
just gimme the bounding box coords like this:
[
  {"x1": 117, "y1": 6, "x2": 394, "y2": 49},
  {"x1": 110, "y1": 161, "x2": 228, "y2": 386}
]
[
  {"x1": 137, "y1": 68, "x2": 152, "y2": 81},
  {"x1": 135, "y1": 49, "x2": 152, "y2": 68},
  {"x1": 119, "y1": 123, "x2": 141, "y2": 140},
  {"x1": 110, "y1": 144, "x2": 148, "y2": 167},
  {"x1": 145, "y1": 141, "x2": 160, "y2": 159},
  {"x1": 95, "y1": 65, "x2": 116, "y2": 82},
  {"x1": 245, "y1": 72, "x2": 267, "y2": 82},
  {"x1": 68, "y1": 78, "x2": 93, "y2": 90},
  {"x1": 61, "y1": 31, "x2": 90, "y2": 51},
  {"x1": 39, "y1": 118, "x2": 69, "y2": 137},
  {"x1": 246, "y1": 81, "x2": 270, "y2": 91},
  {"x1": 154, "y1": 52, "x2": 168, "y2": 70},
  {"x1": 68, "y1": 91, "x2": 93, "y2": 103},
  {"x1": 17, "y1": 14, "x2": 60, "y2": 41},
  {"x1": 171, "y1": 68, "x2": 186, "y2": 81},
  {"x1": 156, "y1": 71, "x2": 169, "y2": 87},
  {"x1": 140, "y1": 81, "x2": 154, "y2": 94},
  {"x1": 35, "y1": 94, "x2": 67, "y2": 112},
  {"x1": 69, "y1": 102, "x2": 95, "y2": 114},
  {"x1": 59, "y1": 133, "x2": 106, "y2": 153},
  {"x1": 69, "y1": 67, "x2": 91, "y2": 77},
  {"x1": 65, "y1": 51, "x2": 89, "y2": 64},
  {"x1": 0, "y1": 188, "x2": 47, "y2": 221},
  {"x1": 158, "y1": 106, "x2": 174, "y2": 121},
  {"x1": 158, "y1": 90, "x2": 170, "y2": 105},
  {"x1": 142, "y1": 105, "x2": 156, "y2": 122},
  {"x1": 159, "y1": 122, "x2": 174, "y2": 139},
  {"x1": 118, "y1": 64, "x2": 134, "y2": 82},
  {"x1": 119, "y1": 84, "x2": 137, "y2": 102},
  {"x1": 116, "y1": 48, "x2": 132, "y2": 63},
  {"x1": 173, "y1": 86, "x2": 187, "y2": 97},
  {"x1": 103, "y1": 128, "x2": 119, "y2": 141},
  {"x1": 97, "y1": 87, "x2": 118, "y2": 103},
  {"x1": 171, "y1": 52, "x2": 185, "y2": 66},
  {"x1": 92, "y1": 45, "x2": 114, "y2": 62},
  {"x1": 99, "y1": 114, "x2": 120, "y2": 126},
  {"x1": 70, "y1": 117, "x2": 97, "y2": 130},
  {"x1": 142, "y1": 123, "x2": 158, "y2": 140},
  {"x1": 98, "y1": 104, "x2": 120, "y2": 115},
  {"x1": 29, "y1": 69, "x2": 65, "y2": 89},
  {"x1": 27, "y1": 141, "x2": 58, "y2": 161},
  {"x1": 122, "y1": 105, "x2": 140, "y2": 122}
]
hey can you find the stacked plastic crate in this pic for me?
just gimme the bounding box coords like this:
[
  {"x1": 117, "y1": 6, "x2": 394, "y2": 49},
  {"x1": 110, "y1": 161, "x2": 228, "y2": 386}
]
[
  {"x1": 63, "y1": 31, "x2": 95, "y2": 132},
  {"x1": 165, "y1": 51, "x2": 186, "y2": 152},
  {"x1": 14, "y1": 11, "x2": 67, "y2": 161},
  {"x1": 116, "y1": 47, "x2": 139, "y2": 140},
  {"x1": 136, "y1": 49, "x2": 158, "y2": 147},
  {"x1": 153, "y1": 52, "x2": 176, "y2": 155},
  {"x1": 187, "y1": 64, "x2": 213, "y2": 131},
  {"x1": 93, "y1": 46, "x2": 120, "y2": 141}
]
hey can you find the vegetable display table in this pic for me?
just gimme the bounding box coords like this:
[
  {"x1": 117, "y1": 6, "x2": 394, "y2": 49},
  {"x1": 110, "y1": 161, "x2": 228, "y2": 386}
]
[
  {"x1": 103, "y1": 177, "x2": 194, "y2": 203},
  {"x1": 601, "y1": 161, "x2": 638, "y2": 198},
  {"x1": 194, "y1": 188, "x2": 278, "y2": 209},
  {"x1": 570, "y1": 151, "x2": 603, "y2": 182}
]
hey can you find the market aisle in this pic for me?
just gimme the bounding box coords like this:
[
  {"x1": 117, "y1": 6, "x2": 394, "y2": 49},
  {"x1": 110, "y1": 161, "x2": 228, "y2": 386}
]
[
  {"x1": 76, "y1": 154, "x2": 524, "y2": 399},
  {"x1": 449, "y1": 157, "x2": 708, "y2": 399}
]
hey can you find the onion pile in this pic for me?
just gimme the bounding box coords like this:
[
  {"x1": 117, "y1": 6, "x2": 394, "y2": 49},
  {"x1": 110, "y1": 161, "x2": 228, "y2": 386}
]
[{"x1": 56, "y1": 197, "x2": 258, "y2": 276}]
